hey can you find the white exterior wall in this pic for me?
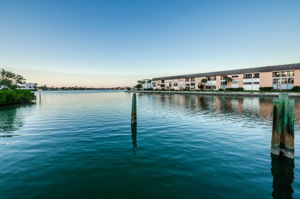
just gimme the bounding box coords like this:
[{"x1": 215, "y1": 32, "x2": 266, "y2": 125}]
[{"x1": 243, "y1": 76, "x2": 260, "y2": 91}]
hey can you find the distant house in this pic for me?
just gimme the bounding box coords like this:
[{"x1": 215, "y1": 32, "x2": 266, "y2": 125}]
[
  {"x1": 141, "y1": 79, "x2": 152, "y2": 90},
  {"x1": 18, "y1": 83, "x2": 38, "y2": 90},
  {"x1": 0, "y1": 85, "x2": 8, "y2": 90}
]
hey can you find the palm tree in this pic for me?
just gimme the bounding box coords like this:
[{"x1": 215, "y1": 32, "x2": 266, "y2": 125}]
[
  {"x1": 201, "y1": 79, "x2": 207, "y2": 83},
  {"x1": 1, "y1": 69, "x2": 6, "y2": 79},
  {"x1": 15, "y1": 75, "x2": 25, "y2": 84},
  {"x1": 224, "y1": 76, "x2": 233, "y2": 82},
  {"x1": 0, "y1": 69, "x2": 26, "y2": 89}
]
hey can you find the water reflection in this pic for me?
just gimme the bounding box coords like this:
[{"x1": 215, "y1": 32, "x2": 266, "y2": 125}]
[
  {"x1": 0, "y1": 107, "x2": 24, "y2": 136},
  {"x1": 271, "y1": 154, "x2": 294, "y2": 199},
  {"x1": 145, "y1": 94, "x2": 300, "y2": 124},
  {"x1": 131, "y1": 123, "x2": 137, "y2": 148}
]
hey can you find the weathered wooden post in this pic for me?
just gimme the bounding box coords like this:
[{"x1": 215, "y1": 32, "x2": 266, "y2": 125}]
[
  {"x1": 38, "y1": 88, "x2": 42, "y2": 104},
  {"x1": 131, "y1": 93, "x2": 137, "y2": 124},
  {"x1": 131, "y1": 123, "x2": 137, "y2": 148},
  {"x1": 271, "y1": 93, "x2": 294, "y2": 159},
  {"x1": 271, "y1": 100, "x2": 284, "y2": 155},
  {"x1": 282, "y1": 99, "x2": 295, "y2": 158},
  {"x1": 131, "y1": 93, "x2": 137, "y2": 147}
]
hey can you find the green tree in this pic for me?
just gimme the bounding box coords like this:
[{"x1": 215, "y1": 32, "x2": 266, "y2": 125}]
[
  {"x1": 201, "y1": 79, "x2": 207, "y2": 83},
  {"x1": 0, "y1": 69, "x2": 26, "y2": 89},
  {"x1": 135, "y1": 84, "x2": 142, "y2": 90},
  {"x1": 224, "y1": 76, "x2": 233, "y2": 82}
]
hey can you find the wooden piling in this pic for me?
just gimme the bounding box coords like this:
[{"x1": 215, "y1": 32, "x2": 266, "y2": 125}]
[
  {"x1": 271, "y1": 100, "x2": 284, "y2": 155},
  {"x1": 282, "y1": 99, "x2": 294, "y2": 158},
  {"x1": 131, "y1": 123, "x2": 137, "y2": 148},
  {"x1": 131, "y1": 93, "x2": 137, "y2": 124},
  {"x1": 38, "y1": 89, "x2": 42, "y2": 104},
  {"x1": 271, "y1": 93, "x2": 294, "y2": 159},
  {"x1": 131, "y1": 93, "x2": 137, "y2": 147}
]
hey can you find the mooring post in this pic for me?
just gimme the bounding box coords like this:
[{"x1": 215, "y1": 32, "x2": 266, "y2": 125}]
[
  {"x1": 38, "y1": 88, "x2": 42, "y2": 104},
  {"x1": 282, "y1": 99, "x2": 295, "y2": 158},
  {"x1": 131, "y1": 123, "x2": 137, "y2": 148},
  {"x1": 38, "y1": 88, "x2": 42, "y2": 98},
  {"x1": 271, "y1": 100, "x2": 284, "y2": 155},
  {"x1": 131, "y1": 92, "x2": 137, "y2": 147},
  {"x1": 271, "y1": 93, "x2": 294, "y2": 159},
  {"x1": 131, "y1": 93, "x2": 137, "y2": 124}
]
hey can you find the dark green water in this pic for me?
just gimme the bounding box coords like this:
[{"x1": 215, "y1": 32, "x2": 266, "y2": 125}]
[{"x1": 0, "y1": 91, "x2": 299, "y2": 199}]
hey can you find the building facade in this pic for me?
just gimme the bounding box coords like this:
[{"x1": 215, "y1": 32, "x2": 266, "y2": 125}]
[
  {"x1": 18, "y1": 83, "x2": 38, "y2": 90},
  {"x1": 151, "y1": 63, "x2": 300, "y2": 91},
  {"x1": 140, "y1": 79, "x2": 153, "y2": 90}
]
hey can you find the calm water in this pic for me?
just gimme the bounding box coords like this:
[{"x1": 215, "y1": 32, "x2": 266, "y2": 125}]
[{"x1": 0, "y1": 90, "x2": 299, "y2": 199}]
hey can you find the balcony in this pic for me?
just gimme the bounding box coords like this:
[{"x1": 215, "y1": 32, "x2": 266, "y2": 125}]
[{"x1": 206, "y1": 80, "x2": 216, "y2": 86}]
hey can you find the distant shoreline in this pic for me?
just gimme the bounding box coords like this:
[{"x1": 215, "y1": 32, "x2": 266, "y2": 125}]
[{"x1": 38, "y1": 89, "x2": 126, "y2": 91}]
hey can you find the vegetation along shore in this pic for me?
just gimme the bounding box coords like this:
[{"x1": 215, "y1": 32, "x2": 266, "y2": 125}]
[{"x1": 0, "y1": 69, "x2": 36, "y2": 107}]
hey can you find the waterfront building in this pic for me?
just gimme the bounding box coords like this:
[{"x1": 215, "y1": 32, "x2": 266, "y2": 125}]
[
  {"x1": 152, "y1": 63, "x2": 300, "y2": 91},
  {"x1": 18, "y1": 83, "x2": 38, "y2": 90},
  {"x1": 140, "y1": 79, "x2": 152, "y2": 90}
]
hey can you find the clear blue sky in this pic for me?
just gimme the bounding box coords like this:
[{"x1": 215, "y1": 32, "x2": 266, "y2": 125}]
[{"x1": 1, "y1": 0, "x2": 300, "y2": 87}]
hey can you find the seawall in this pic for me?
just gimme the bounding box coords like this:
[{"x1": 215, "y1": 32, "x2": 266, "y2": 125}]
[{"x1": 133, "y1": 90, "x2": 300, "y2": 97}]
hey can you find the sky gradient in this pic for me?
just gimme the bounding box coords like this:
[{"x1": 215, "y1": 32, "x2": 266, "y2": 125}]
[{"x1": 1, "y1": 0, "x2": 300, "y2": 87}]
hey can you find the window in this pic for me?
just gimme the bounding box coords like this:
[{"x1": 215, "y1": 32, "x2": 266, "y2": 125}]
[
  {"x1": 282, "y1": 78, "x2": 288, "y2": 84},
  {"x1": 221, "y1": 76, "x2": 227, "y2": 80},
  {"x1": 232, "y1": 75, "x2": 239, "y2": 78},
  {"x1": 273, "y1": 79, "x2": 280, "y2": 84},
  {"x1": 174, "y1": 83, "x2": 178, "y2": 86},
  {"x1": 232, "y1": 80, "x2": 239, "y2": 84},
  {"x1": 273, "y1": 72, "x2": 281, "y2": 77},
  {"x1": 221, "y1": 81, "x2": 227, "y2": 85},
  {"x1": 282, "y1": 72, "x2": 288, "y2": 77},
  {"x1": 244, "y1": 74, "x2": 252, "y2": 79},
  {"x1": 254, "y1": 73, "x2": 260, "y2": 78},
  {"x1": 207, "y1": 76, "x2": 216, "y2": 81},
  {"x1": 288, "y1": 78, "x2": 294, "y2": 84},
  {"x1": 253, "y1": 82, "x2": 260, "y2": 84},
  {"x1": 243, "y1": 82, "x2": 252, "y2": 85},
  {"x1": 206, "y1": 86, "x2": 216, "y2": 90},
  {"x1": 185, "y1": 78, "x2": 189, "y2": 81}
]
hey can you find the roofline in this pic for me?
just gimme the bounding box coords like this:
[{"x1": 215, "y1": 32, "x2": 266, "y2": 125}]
[{"x1": 152, "y1": 63, "x2": 300, "y2": 81}]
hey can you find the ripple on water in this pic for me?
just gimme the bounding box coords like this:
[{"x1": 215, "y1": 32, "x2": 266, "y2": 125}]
[{"x1": 0, "y1": 91, "x2": 299, "y2": 199}]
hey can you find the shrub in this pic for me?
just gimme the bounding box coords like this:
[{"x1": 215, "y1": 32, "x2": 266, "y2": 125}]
[
  {"x1": 291, "y1": 86, "x2": 300, "y2": 92},
  {"x1": 135, "y1": 84, "x2": 142, "y2": 90},
  {"x1": 0, "y1": 89, "x2": 36, "y2": 106},
  {"x1": 226, "y1": 88, "x2": 244, "y2": 91},
  {"x1": 259, "y1": 87, "x2": 273, "y2": 91}
]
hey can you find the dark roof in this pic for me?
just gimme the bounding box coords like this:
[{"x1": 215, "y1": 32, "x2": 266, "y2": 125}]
[{"x1": 152, "y1": 63, "x2": 300, "y2": 81}]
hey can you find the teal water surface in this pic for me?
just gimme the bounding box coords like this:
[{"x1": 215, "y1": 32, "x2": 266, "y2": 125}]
[{"x1": 0, "y1": 90, "x2": 299, "y2": 199}]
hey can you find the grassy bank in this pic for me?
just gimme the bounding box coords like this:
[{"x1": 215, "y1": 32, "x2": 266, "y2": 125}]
[{"x1": 0, "y1": 90, "x2": 36, "y2": 106}]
